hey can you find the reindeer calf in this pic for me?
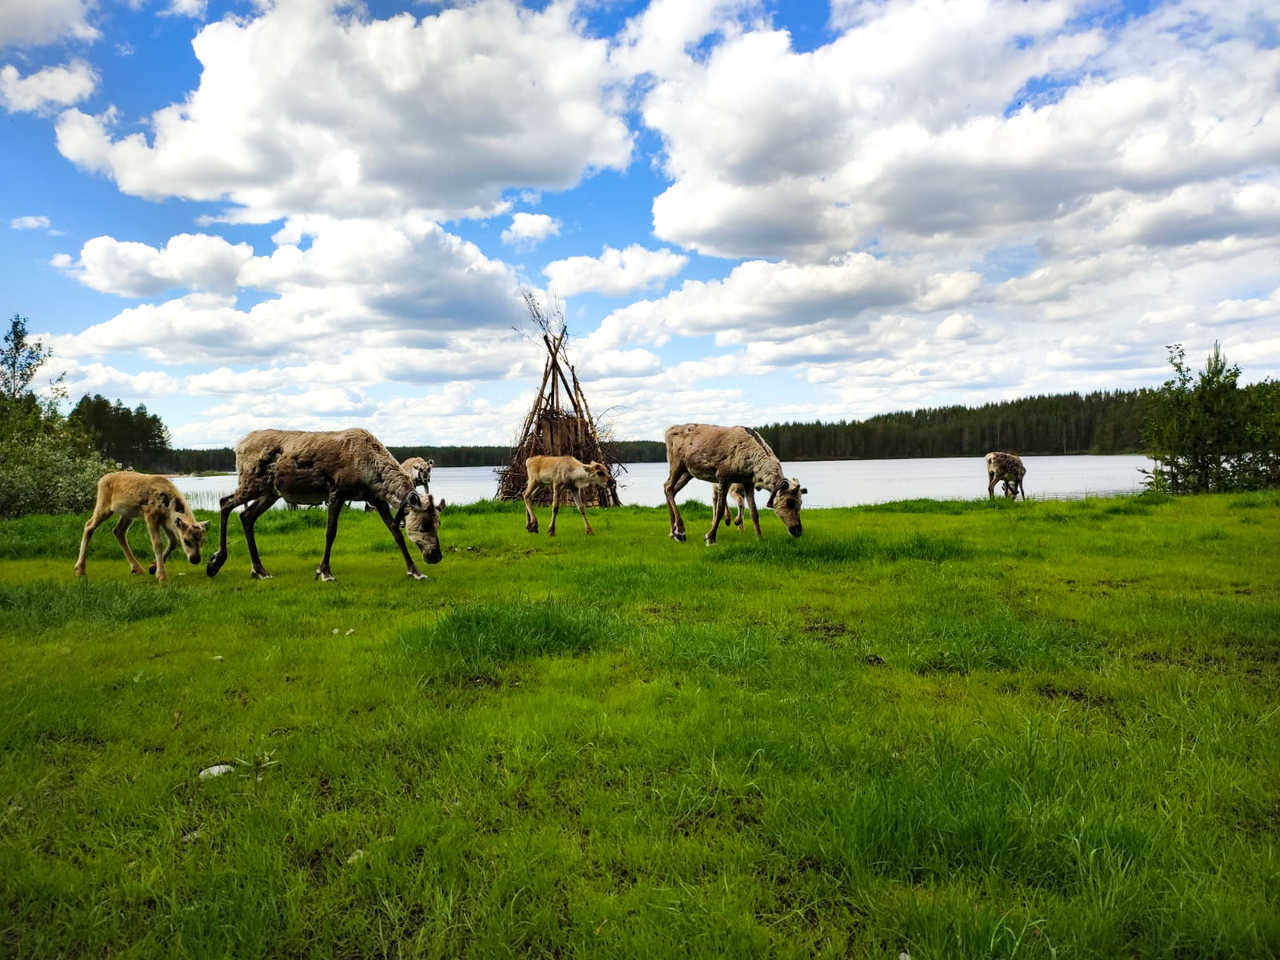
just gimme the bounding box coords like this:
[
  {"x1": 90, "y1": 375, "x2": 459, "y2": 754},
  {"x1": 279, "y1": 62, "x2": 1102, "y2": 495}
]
[
  {"x1": 522, "y1": 455, "x2": 611, "y2": 537},
  {"x1": 75, "y1": 472, "x2": 208, "y2": 582}
]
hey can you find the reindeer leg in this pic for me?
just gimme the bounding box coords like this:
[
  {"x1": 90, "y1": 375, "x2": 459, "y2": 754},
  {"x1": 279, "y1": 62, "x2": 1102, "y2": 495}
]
[
  {"x1": 373, "y1": 499, "x2": 426, "y2": 581},
  {"x1": 315, "y1": 492, "x2": 343, "y2": 582},
  {"x1": 548, "y1": 483, "x2": 560, "y2": 538},
  {"x1": 714, "y1": 486, "x2": 729, "y2": 527},
  {"x1": 144, "y1": 512, "x2": 169, "y2": 583},
  {"x1": 572, "y1": 487, "x2": 594, "y2": 535},
  {"x1": 206, "y1": 489, "x2": 250, "y2": 577},
  {"x1": 706, "y1": 481, "x2": 729, "y2": 546},
  {"x1": 149, "y1": 527, "x2": 179, "y2": 576},
  {"x1": 75, "y1": 504, "x2": 113, "y2": 576},
  {"x1": 110, "y1": 515, "x2": 146, "y2": 576},
  {"x1": 988, "y1": 472, "x2": 998, "y2": 500},
  {"x1": 241, "y1": 495, "x2": 278, "y2": 579},
  {"x1": 664, "y1": 464, "x2": 690, "y2": 542},
  {"x1": 523, "y1": 479, "x2": 539, "y2": 533},
  {"x1": 746, "y1": 488, "x2": 762, "y2": 538}
]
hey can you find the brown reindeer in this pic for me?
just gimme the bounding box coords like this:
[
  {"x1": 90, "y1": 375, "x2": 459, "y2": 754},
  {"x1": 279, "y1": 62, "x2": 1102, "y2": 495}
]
[
  {"x1": 74, "y1": 472, "x2": 208, "y2": 582},
  {"x1": 986, "y1": 451, "x2": 1027, "y2": 500},
  {"x1": 522, "y1": 455, "x2": 611, "y2": 537},
  {"x1": 205, "y1": 428, "x2": 440, "y2": 582},
  {"x1": 663, "y1": 424, "x2": 806, "y2": 544}
]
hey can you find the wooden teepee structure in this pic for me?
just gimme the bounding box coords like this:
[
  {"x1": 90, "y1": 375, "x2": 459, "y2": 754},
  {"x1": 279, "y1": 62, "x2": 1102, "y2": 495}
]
[{"x1": 495, "y1": 293, "x2": 624, "y2": 506}]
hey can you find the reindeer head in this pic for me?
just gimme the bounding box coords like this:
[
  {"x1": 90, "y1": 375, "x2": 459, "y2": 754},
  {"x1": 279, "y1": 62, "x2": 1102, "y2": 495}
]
[
  {"x1": 585, "y1": 461, "x2": 611, "y2": 486},
  {"x1": 765, "y1": 478, "x2": 806, "y2": 537},
  {"x1": 173, "y1": 515, "x2": 209, "y2": 564},
  {"x1": 404, "y1": 494, "x2": 445, "y2": 565}
]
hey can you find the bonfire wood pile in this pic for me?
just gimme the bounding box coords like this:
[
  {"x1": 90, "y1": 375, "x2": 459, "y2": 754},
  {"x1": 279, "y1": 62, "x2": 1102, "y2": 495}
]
[{"x1": 496, "y1": 303, "x2": 624, "y2": 506}]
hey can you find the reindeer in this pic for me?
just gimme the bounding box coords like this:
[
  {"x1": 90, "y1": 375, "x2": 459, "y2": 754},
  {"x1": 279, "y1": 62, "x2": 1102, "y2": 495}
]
[
  {"x1": 522, "y1": 455, "x2": 611, "y2": 537},
  {"x1": 74, "y1": 472, "x2": 208, "y2": 582},
  {"x1": 715, "y1": 483, "x2": 750, "y2": 530},
  {"x1": 399, "y1": 456, "x2": 433, "y2": 492},
  {"x1": 204, "y1": 429, "x2": 441, "y2": 582},
  {"x1": 663, "y1": 424, "x2": 806, "y2": 544},
  {"x1": 986, "y1": 451, "x2": 1027, "y2": 500},
  {"x1": 364, "y1": 455, "x2": 431, "y2": 512}
]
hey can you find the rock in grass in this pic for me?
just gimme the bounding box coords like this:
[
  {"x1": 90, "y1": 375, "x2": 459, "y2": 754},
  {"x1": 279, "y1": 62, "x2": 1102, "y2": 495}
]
[{"x1": 198, "y1": 763, "x2": 235, "y2": 780}]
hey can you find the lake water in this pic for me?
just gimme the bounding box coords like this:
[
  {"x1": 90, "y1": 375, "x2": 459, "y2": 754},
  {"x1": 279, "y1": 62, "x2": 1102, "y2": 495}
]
[{"x1": 172, "y1": 454, "x2": 1151, "y2": 511}]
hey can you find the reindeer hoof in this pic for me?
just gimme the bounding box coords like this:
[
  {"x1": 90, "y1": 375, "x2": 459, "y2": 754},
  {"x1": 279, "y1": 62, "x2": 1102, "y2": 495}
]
[
  {"x1": 315, "y1": 570, "x2": 335, "y2": 582},
  {"x1": 206, "y1": 554, "x2": 225, "y2": 577},
  {"x1": 408, "y1": 571, "x2": 427, "y2": 581},
  {"x1": 74, "y1": 565, "x2": 85, "y2": 577},
  {"x1": 671, "y1": 531, "x2": 686, "y2": 542},
  {"x1": 251, "y1": 570, "x2": 273, "y2": 581},
  {"x1": 526, "y1": 521, "x2": 538, "y2": 533},
  {"x1": 148, "y1": 564, "x2": 157, "y2": 575}
]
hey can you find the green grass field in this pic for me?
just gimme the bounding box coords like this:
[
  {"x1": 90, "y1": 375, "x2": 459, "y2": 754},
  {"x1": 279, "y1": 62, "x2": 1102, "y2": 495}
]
[{"x1": 2, "y1": 493, "x2": 1278, "y2": 958}]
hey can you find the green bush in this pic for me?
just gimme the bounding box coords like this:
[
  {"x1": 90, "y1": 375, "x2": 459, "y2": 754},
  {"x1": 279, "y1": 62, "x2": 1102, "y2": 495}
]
[{"x1": 0, "y1": 395, "x2": 117, "y2": 519}]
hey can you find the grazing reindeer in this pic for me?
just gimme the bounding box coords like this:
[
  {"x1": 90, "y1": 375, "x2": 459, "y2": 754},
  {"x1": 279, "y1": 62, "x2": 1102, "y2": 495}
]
[
  {"x1": 986, "y1": 451, "x2": 1027, "y2": 500},
  {"x1": 663, "y1": 424, "x2": 806, "y2": 544},
  {"x1": 205, "y1": 429, "x2": 440, "y2": 582},
  {"x1": 522, "y1": 455, "x2": 611, "y2": 537},
  {"x1": 74, "y1": 472, "x2": 208, "y2": 582}
]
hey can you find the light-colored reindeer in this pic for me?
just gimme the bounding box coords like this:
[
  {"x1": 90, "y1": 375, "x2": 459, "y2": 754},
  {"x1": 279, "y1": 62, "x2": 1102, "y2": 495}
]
[
  {"x1": 522, "y1": 455, "x2": 611, "y2": 537},
  {"x1": 663, "y1": 424, "x2": 806, "y2": 544},
  {"x1": 74, "y1": 472, "x2": 209, "y2": 582}
]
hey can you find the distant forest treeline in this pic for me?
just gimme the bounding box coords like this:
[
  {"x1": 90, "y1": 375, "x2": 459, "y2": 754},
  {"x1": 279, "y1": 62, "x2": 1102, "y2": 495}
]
[
  {"x1": 755, "y1": 389, "x2": 1148, "y2": 461},
  {"x1": 156, "y1": 389, "x2": 1148, "y2": 472}
]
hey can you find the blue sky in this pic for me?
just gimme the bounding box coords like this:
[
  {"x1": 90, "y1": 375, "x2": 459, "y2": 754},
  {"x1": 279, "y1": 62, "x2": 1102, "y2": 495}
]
[{"x1": 2, "y1": 0, "x2": 1277, "y2": 447}]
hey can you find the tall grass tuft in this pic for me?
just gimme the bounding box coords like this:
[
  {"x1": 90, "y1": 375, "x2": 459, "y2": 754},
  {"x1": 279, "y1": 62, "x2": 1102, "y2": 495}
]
[{"x1": 400, "y1": 599, "x2": 619, "y2": 675}]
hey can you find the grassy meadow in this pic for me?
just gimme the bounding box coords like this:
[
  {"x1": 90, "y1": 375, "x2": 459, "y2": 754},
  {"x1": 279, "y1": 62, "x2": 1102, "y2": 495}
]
[{"x1": 1, "y1": 492, "x2": 1278, "y2": 958}]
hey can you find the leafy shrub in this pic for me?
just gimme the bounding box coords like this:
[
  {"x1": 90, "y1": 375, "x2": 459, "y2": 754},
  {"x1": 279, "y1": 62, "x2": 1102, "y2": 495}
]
[{"x1": 0, "y1": 395, "x2": 117, "y2": 518}]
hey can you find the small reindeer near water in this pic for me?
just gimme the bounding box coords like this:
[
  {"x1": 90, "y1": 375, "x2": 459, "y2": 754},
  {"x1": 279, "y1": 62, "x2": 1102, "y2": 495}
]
[
  {"x1": 74, "y1": 472, "x2": 208, "y2": 582},
  {"x1": 715, "y1": 483, "x2": 751, "y2": 530},
  {"x1": 986, "y1": 451, "x2": 1027, "y2": 500},
  {"x1": 663, "y1": 424, "x2": 806, "y2": 544},
  {"x1": 205, "y1": 428, "x2": 441, "y2": 582},
  {"x1": 522, "y1": 455, "x2": 611, "y2": 536}
]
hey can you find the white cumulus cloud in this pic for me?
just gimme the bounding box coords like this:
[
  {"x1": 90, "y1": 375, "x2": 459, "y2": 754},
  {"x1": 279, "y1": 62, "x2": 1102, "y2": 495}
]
[
  {"x1": 0, "y1": 0, "x2": 97, "y2": 49},
  {"x1": 54, "y1": 0, "x2": 632, "y2": 222},
  {"x1": 501, "y1": 213, "x2": 560, "y2": 248},
  {"x1": 0, "y1": 60, "x2": 96, "y2": 113},
  {"x1": 544, "y1": 244, "x2": 687, "y2": 296}
]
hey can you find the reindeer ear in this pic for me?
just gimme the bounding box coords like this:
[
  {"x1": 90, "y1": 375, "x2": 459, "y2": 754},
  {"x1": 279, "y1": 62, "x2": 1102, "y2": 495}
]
[
  {"x1": 437, "y1": 498, "x2": 447, "y2": 511},
  {"x1": 427, "y1": 459, "x2": 434, "y2": 467},
  {"x1": 800, "y1": 487, "x2": 808, "y2": 495},
  {"x1": 766, "y1": 489, "x2": 777, "y2": 508},
  {"x1": 408, "y1": 492, "x2": 423, "y2": 509},
  {"x1": 174, "y1": 515, "x2": 188, "y2": 531}
]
